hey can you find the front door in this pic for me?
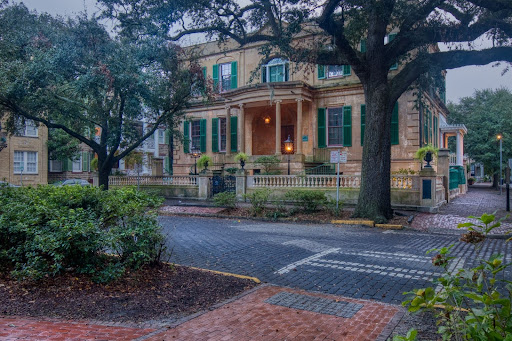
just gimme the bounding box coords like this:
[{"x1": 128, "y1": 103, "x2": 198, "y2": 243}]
[{"x1": 281, "y1": 125, "x2": 295, "y2": 154}]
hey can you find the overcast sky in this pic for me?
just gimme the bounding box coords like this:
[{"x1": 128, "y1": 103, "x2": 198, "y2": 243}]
[{"x1": 16, "y1": 0, "x2": 512, "y2": 104}]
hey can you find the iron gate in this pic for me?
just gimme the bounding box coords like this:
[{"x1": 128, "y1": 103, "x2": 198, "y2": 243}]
[{"x1": 209, "y1": 175, "x2": 236, "y2": 197}]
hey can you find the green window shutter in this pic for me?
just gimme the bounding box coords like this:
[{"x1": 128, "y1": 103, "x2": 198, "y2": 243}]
[
  {"x1": 212, "y1": 118, "x2": 219, "y2": 153},
  {"x1": 318, "y1": 65, "x2": 326, "y2": 80},
  {"x1": 67, "y1": 158, "x2": 73, "y2": 172},
  {"x1": 230, "y1": 61, "x2": 237, "y2": 89},
  {"x1": 82, "y1": 151, "x2": 89, "y2": 172},
  {"x1": 284, "y1": 63, "x2": 289, "y2": 81},
  {"x1": 343, "y1": 106, "x2": 352, "y2": 147},
  {"x1": 261, "y1": 65, "x2": 267, "y2": 83},
  {"x1": 202, "y1": 66, "x2": 207, "y2": 91},
  {"x1": 343, "y1": 64, "x2": 351, "y2": 76},
  {"x1": 165, "y1": 129, "x2": 170, "y2": 144},
  {"x1": 62, "y1": 158, "x2": 68, "y2": 171},
  {"x1": 317, "y1": 108, "x2": 326, "y2": 148},
  {"x1": 164, "y1": 156, "x2": 170, "y2": 174},
  {"x1": 183, "y1": 121, "x2": 190, "y2": 154},
  {"x1": 360, "y1": 104, "x2": 366, "y2": 146},
  {"x1": 200, "y1": 119, "x2": 206, "y2": 153},
  {"x1": 433, "y1": 116, "x2": 438, "y2": 147},
  {"x1": 212, "y1": 64, "x2": 219, "y2": 91},
  {"x1": 428, "y1": 110, "x2": 432, "y2": 145},
  {"x1": 423, "y1": 111, "x2": 429, "y2": 145},
  {"x1": 391, "y1": 102, "x2": 399, "y2": 145},
  {"x1": 360, "y1": 39, "x2": 366, "y2": 53},
  {"x1": 230, "y1": 116, "x2": 238, "y2": 152}
]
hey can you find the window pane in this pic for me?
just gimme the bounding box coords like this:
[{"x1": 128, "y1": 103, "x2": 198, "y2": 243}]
[
  {"x1": 327, "y1": 65, "x2": 343, "y2": 78},
  {"x1": 158, "y1": 129, "x2": 165, "y2": 144},
  {"x1": 72, "y1": 155, "x2": 82, "y2": 172},
  {"x1": 26, "y1": 152, "x2": 37, "y2": 173},
  {"x1": 14, "y1": 151, "x2": 23, "y2": 172},
  {"x1": 220, "y1": 63, "x2": 231, "y2": 92},
  {"x1": 25, "y1": 120, "x2": 37, "y2": 136},
  {"x1": 219, "y1": 118, "x2": 226, "y2": 151},
  {"x1": 328, "y1": 108, "x2": 343, "y2": 146},
  {"x1": 191, "y1": 120, "x2": 201, "y2": 151},
  {"x1": 269, "y1": 65, "x2": 284, "y2": 82}
]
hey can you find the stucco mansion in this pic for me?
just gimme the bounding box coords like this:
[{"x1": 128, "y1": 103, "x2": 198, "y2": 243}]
[{"x1": 171, "y1": 34, "x2": 466, "y2": 178}]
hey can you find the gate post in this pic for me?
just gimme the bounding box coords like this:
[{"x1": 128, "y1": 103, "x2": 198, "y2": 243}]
[
  {"x1": 198, "y1": 173, "x2": 211, "y2": 199},
  {"x1": 235, "y1": 170, "x2": 247, "y2": 201}
]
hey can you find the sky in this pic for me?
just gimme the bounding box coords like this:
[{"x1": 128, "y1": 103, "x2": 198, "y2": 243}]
[{"x1": 16, "y1": 0, "x2": 512, "y2": 104}]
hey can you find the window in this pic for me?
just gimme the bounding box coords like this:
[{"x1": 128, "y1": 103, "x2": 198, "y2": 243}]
[
  {"x1": 158, "y1": 129, "x2": 165, "y2": 144},
  {"x1": 262, "y1": 58, "x2": 289, "y2": 83},
  {"x1": 15, "y1": 119, "x2": 38, "y2": 137},
  {"x1": 318, "y1": 65, "x2": 351, "y2": 79},
  {"x1": 14, "y1": 151, "x2": 38, "y2": 174},
  {"x1": 49, "y1": 159, "x2": 62, "y2": 172},
  {"x1": 327, "y1": 107, "x2": 344, "y2": 146},
  {"x1": 72, "y1": 154, "x2": 82, "y2": 172},
  {"x1": 385, "y1": 33, "x2": 398, "y2": 70},
  {"x1": 212, "y1": 62, "x2": 237, "y2": 92},
  {"x1": 220, "y1": 63, "x2": 231, "y2": 92},
  {"x1": 190, "y1": 120, "x2": 201, "y2": 151},
  {"x1": 219, "y1": 118, "x2": 227, "y2": 152}
]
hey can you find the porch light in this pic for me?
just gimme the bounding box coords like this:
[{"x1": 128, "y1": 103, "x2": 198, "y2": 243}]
[
  {"x1": 191, "y1": 149, "x2": 201, "y2": 175},
  {"x1": 263, "y1": 116, "x2": 271, "y2": 124}
]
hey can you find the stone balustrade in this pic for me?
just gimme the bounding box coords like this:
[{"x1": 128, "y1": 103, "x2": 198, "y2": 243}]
[{"x1": 109, "y1": 175, "x2": 198, "y2": 186}]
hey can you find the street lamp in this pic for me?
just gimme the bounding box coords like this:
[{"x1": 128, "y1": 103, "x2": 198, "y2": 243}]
[
  {"x1": 498, "y1": 134, "x2": 503, "y2": 195},
  {"x1": 191, "y1": 149, "x2": 201, "y2": 175},
  {"x1": 284, "y1": 135, "x2": 294, "y2": 175}
]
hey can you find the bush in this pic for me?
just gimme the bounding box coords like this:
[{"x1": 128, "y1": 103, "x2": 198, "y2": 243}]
[
  {"x1": 401, "y1": 212, "x2": 512, "y2": 340},
  {"x1": 225, "y1": 167, "x2": 238, "y2": 174},
  {"x1": 325, "y1": 197, "x2": 343, "y2": 217},
  {"x1": 254, "y1": 155, "x2": 280, "y2": 174},
  {"x1": 213, "y1": 192, "x2": 237, "y2": 209},
  {"x1": 0, "y1": 185, "x2": 166, "y2": 282},
  {"x1": 285, "y1": 189, "x2": 327, "y2": 212},
  {"x1": 244, "y1": 189, "x2": 271, "y2": 216}
]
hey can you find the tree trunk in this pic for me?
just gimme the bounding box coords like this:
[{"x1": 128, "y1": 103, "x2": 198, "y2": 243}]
[
  {"x1": 492, "y1": 173, "x2": 499, "y2": 189},
  {"x1": 98, "y1": 166, "x2": 110, "y2": 190},
  {"x1": 353, "y1": 83, "x2": 394, "y2": 223}
]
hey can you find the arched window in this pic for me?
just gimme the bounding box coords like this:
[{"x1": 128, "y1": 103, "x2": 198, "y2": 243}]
[{"x1": 261, "y1": 58, "x2": 289, "y2": 83}]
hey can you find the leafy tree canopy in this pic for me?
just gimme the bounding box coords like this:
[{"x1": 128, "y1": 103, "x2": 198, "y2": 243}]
[
  {"x1": 448, "y1": 88, "x2": 512, "y2": 177},
  {"x1": 100, "y1": 0, "x2": 512, "y2": 221},
  {"x1": 0, "y1": 3, "x2": 204, "y2": 188}
]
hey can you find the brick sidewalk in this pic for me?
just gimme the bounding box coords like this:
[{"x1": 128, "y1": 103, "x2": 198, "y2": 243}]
[
  {"x1": 0, "y1": 286, "x2": 402, "y2": 341},
  {"x1": 0, "y1": 317, "x2": 155, "y2": 340},
  {"x1": 411, "y1": 186, "x2": 512, "y2": 235},
  {"x1": 147, "y1": 286, "x2": 401, "y2": 341}
]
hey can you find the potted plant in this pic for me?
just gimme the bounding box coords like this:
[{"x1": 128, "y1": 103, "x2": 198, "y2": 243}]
[
  {"x1": 197, "y1": 155, "x2": 212, "y2": 172},
  {"x1": 234, "y1": 152, "x2": 249, "y2": 170},
  {"x1": 468, "y1": 177, "x2": 476, "y2": 185},
  {"x1": 414, "y1": 144, "x2": 439, "y2": 168}
]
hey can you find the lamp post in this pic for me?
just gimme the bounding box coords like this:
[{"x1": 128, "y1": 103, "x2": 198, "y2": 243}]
[
  {"x1": 284, "y1": 135, "x2": 294, "y2": 175},
  {"x1": 191, "y1": 149, "x2": 201, "y2": 175},
  {"x1": 498, "y1": 134, "x2": 503, "y2": 195}
]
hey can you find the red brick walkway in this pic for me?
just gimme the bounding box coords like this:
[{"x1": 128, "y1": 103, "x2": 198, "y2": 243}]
[
  {"x1": 0, "y1": 317, "x2": 155, "y2": 340},
  {"x1": 147, "y1": 286, "x2": 400, "y2": 341},
  {"x1": 0, "y1": 286, "x2": 401, "y2": 341}
]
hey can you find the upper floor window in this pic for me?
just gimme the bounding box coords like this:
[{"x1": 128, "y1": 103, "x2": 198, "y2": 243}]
[
  {"x1": 212, "y1": 62, "x2": 238, "y2": 93},
  {"x1": 262, "y1": 58, "x2": 289, "y2": 83},
  {"x1": 158, "y1": 129, "x2": 165, "y2": 144},
  {"x1": 190, "y1": 120, "x2": 201, "y2": 151},
  {"x1": 15, "y1": 119, "x2": 38, "y2": 137},
  {"x1": 319, "y1": 65, "x2": 351, "y2": 79}
]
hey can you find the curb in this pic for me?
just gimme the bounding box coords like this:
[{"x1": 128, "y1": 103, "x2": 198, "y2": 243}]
[
  {"x1": 184, "y1": 265, "x2": 261, "y2": 284},
  {"x1": 331, "y1": 219, "x2": 375, "y2": 227},
  {"x1": 375, "y1": 224, "x2": 404, "y2": 230}
]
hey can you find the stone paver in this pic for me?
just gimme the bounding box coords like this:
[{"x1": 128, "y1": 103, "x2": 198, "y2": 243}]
[
  {"x1": 147, "y1": 286, "x2": 400, "y2": 341},
  {"x1": 0, "y1": 317, "x2": 155, "y2": 340},
  {"x1": 411, "y1": 186, "x2": 512, "y2": 235}
]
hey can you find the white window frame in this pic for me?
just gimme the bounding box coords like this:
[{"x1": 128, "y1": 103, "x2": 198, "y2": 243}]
[
  {"x1": 13, "y1": 151, "x2": 38, "y2": 174},
  {"x1": 49, "y1": 159, "x2": 63, "y2": 172},
  {"x1": 219, "y1": 117, "x2": 227, "y2": 152},
  {"x1": 72, "y1": 154, "x2": 82, "y2": 172},
  {"x1": 190, "y1": 120, "x2": 201, "y2": 152},
  {"x1": 327, "y1": 65, "x2": 350, "y2": 78},
  {"x1": 16, "y1": 119, "x2": 38, "y2": 137},
  {"x1": 219, "y1": 62, "x2": 232, "y2": 93},
  {"x1": 262, "y1": 58, "x2": 289, "y2": 83},
  {"x1": 327, "y1": 107, "x2": 344, "y2": 147},
  {"x1": 158, "y1": 129, "x2": 165, "y2": 144}
]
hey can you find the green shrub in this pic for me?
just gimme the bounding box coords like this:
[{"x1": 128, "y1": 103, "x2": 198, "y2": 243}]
[
  {"x1": 325, "y1": 197, "x2": 343, "y2": 217},
  {"x1": 244, "y1": 189, "x2": 271, "y2": 216},
  {"x1": 213, "y1": 192, "x2": 237, "y2": 209},
  {"x1": 197, "y1": 155, "x2": 212, "y2": 171},
  {"x1": 0, "y1": 185, "x2": 166, "y2": 282},
  {"x1": 225, "y1": 167, "x2": 238, "y2": 174},
  {"x1": 254, "y1": 155, "x2": 280, "y2": 174},
  {"x1": 285, "y1": 189, "x2": 327, "y2": 212},
  {"x1": 401, "y1": 212, "x2": 512, "y2": 340}
]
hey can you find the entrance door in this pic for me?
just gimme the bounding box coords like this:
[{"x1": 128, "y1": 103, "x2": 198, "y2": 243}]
[{"x1": 281, "y1": 125, "x2": 295, "y2": 154}]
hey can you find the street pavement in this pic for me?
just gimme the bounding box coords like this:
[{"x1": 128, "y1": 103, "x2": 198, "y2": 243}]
[{"x1": 161, "y1": 216, "x2": 512, "y2": 305}]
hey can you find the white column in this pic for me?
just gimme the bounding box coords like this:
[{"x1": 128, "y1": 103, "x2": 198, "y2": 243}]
[
  {"x1": 456, "y1": 131, "x2": 463, "y2": 166},
  {"x1": 239, "y1": 104, "x2": 245, "y2": 154},
  {"x1": 226, "y1": 106, "x2": 231, "y2": 156},
  {"x1": 296, "y1": 98, "x2": 303, "y2": 155},
  {"x1": 275, "y1": 100, "x2": 282, "y2": 155}
]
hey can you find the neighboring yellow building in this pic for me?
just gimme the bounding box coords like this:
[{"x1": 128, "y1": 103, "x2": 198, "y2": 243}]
[
  {"x1": 172, "y1": 34, "x2": 460, "y2": 176},
  {"x1": 0, "y1": 120, "x2": 48, "y2": 186}
]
